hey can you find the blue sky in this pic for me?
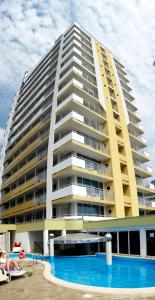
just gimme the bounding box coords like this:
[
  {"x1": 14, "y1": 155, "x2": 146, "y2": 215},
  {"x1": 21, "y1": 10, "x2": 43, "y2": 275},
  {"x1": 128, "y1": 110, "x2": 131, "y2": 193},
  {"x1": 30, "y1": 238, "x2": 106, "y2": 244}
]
[{"x1": 0, "y1": 0, "x2": 155, "y2": 174}]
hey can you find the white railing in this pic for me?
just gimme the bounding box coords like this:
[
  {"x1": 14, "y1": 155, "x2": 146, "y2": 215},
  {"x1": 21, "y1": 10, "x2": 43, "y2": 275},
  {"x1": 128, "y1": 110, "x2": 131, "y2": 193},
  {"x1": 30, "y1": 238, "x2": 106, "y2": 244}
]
[
  {"x1": 52, "y1": 184, "x2": 114, "y2": 201},
  {"x1": 53, "y1": 154, "x2": 112, "y2": 177},
  {"x1": 138, "y1": 197, "x2": 155, "y2": 208},
  {"x1": 54, "y1": 130, "x2": 109, "y2": 154},
  {"x1": 33, "y1": 194, "x2": 46, "y2": 206},
  {"x1": 134, "y1": 160, "x2": 152, "y2": 173}
]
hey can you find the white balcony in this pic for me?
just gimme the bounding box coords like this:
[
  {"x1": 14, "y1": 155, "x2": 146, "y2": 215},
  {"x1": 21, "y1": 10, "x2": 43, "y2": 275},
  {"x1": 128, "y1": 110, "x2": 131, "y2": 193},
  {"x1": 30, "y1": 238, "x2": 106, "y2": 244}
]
[
  {"x1": 52, "y1": 155, "x2": 112, "y2": 179},
  {"x1": 138, "y1": 197, "x2": 155, "y2": 209},
  {"x1": 128, "y1": 121, "x2": 144, "y2": 134},
  {"x1": 56, "y1": 93, "x2": 105, "y2": 121},
  {"x1": 134, "y1": 160, "x2": 153, "y2": 177},
  {"x1": 129, "y1": 130, "x2": 147, "y2": 148},
  {"x1": 53, "y1": 131, "x2": 109, "y2": 160},
  {"x1": 136, "y1": 178, "x2": 155, "y2": 191},
  {"x1": 55, "y1": 111, "x2": 107, "y2": 141},
  {"x1": 51, "y1": 184, "x2": 114, "y2": 202},
  {"x1": 55, "y1": 111, "x2": 84, "y2": 130}
]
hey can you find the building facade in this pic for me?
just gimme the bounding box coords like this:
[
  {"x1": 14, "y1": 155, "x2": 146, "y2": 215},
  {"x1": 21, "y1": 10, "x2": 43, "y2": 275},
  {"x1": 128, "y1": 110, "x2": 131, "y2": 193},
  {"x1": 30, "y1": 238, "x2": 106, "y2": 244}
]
[{"x1": 0, "y1": 23, "x2": 155, "y2": 227}]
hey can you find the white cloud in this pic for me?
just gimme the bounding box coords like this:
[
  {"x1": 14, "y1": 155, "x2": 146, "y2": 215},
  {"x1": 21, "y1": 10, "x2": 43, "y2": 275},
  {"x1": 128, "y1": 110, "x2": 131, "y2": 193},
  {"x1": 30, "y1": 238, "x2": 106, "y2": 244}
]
[{"x1": 0, "y1": 0, "x2": 155, "y2": 177}]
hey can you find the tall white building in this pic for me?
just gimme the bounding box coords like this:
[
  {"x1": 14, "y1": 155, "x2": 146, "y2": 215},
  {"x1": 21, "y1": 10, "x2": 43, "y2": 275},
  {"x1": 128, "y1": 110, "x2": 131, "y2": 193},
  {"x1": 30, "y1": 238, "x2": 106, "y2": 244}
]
[{"x1": 0, "y1": 23, "x2": 155, "y2": 228}]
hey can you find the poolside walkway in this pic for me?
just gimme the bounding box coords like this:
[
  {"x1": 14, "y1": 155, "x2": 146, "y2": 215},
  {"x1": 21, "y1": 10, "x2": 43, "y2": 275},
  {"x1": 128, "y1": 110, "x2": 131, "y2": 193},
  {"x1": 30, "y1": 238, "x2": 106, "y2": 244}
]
[{"x1": 0, "y1": 261, "x2": 155, "y2": 300}]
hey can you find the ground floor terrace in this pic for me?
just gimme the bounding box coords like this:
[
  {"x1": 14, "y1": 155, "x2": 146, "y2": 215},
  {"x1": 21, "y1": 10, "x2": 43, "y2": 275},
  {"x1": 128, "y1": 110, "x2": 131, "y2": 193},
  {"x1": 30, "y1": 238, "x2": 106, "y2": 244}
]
[{"x1": 0, "y1": 214, "x2": 155, "y2": 258}]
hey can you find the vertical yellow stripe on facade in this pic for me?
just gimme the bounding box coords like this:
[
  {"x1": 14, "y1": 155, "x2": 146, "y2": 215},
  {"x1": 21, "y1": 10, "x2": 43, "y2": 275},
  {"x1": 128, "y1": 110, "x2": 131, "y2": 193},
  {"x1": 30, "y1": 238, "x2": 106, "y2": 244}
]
[{"x1": 96, "y1": 43, "x2": 139, "y2": 218}]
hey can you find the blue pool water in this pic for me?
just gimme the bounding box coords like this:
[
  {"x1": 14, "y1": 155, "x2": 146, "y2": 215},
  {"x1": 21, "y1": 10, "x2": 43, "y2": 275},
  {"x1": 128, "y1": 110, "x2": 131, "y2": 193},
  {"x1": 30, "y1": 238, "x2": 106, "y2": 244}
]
[
  {"x1": 9, "y1": 253, "x2": 155, "y2": 288},
  {"x1": 52, "y1": 254, "x2": 155, "y2": 288}
]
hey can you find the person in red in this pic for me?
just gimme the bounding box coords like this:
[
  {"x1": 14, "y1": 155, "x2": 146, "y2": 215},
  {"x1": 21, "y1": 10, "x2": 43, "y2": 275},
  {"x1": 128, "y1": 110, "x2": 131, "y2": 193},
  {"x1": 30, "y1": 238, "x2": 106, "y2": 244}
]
[{"x1": 19, "y1": 250, "x2": 26, "y2": 259}]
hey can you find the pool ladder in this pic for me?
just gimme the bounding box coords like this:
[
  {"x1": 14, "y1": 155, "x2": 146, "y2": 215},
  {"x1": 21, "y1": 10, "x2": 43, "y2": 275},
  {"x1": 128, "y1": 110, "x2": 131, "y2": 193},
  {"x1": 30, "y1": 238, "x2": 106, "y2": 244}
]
[{"x1": 32, "y1": 252, "x2": 44, "y2": 264}]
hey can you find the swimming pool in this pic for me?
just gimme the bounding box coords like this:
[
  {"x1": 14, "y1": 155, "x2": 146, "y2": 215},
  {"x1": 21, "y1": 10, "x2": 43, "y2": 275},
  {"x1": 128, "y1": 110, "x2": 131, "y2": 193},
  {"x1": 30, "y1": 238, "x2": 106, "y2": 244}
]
[
  {"x1": 9, "y1": 253, "x2": 155, "y2": 288},
  {"x1": 52, "y1": 254, "x2": 155, "y2": 288}
]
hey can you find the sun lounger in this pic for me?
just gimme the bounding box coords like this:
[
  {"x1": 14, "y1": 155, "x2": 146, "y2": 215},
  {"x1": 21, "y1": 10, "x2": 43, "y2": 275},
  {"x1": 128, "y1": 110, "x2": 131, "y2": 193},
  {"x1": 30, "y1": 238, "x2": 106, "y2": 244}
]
[
  {"x1": 8, "y1": 269, "x2": 26, "y2": 280},
  {"x1": 0, "y1": 268, "x2": 10, "y2": 283}
]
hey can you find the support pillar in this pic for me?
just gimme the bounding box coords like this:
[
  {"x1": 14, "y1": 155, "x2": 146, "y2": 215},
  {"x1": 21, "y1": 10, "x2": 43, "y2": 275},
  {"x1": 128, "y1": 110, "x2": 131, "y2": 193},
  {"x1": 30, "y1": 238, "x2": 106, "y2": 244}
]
[
  {"x1": 43, "y1": 230, "x2": 49, "y2": 256},
  {"x1": 105, "y1": 233, "x2": 112, "y2": 266},
  {"x1": 61, "y1": 230, "x2": 66, "y2": 236},
  {"x1": 140, "y1": 228, "x2": 146, "y2": 257},
  {"x1": 49, "y1": 233, "x2": 54, "y2": 257}
]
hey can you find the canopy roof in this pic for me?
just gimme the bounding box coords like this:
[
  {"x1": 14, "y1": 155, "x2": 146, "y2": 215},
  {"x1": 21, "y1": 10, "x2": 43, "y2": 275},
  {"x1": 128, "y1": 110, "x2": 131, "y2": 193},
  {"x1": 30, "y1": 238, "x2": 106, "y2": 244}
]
[{"x1": 54, "y1": 233, "x2": 105, "y2": 244}]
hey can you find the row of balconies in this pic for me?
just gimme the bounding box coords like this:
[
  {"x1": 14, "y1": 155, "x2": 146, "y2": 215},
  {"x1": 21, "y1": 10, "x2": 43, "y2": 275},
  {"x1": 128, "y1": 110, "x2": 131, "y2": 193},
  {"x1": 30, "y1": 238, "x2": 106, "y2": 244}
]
[
  {"x1": 55, "y1": 111, "x2": 107, "y2": 138},
  {"x1": 16, "y1": 50, "x2": 58, "y2": 110},
  {"x1": 13, "y1": 67, "x2": 56, "y2": 125},
  {"x1": 4, "y1": 131, "x2": 49, "y2": 174},
  {"x1": 8, "y1": 100, "x2": 51, "y2": 147},
  {"x1": 1, "y1": 171, "x2": 46, "y2": 203},
  {"x1": 60, "y1": 64, "x2": 97, "y2": 89},
  {"x1": 57, "y1": 78, "x2": 98, "y2": 105},
  {"x1": 63, "y1": 29, "x2": 92, "y2": 51},
  {"x1": 6, "y1": 115, "x2": 50, "y2": 160},
  {"x1": 56, "y1": 93, "x2": 105, "y2": 120},
  {"x1": 21, "y1": 39, "x2": 59, "y2": 88},
  {"x1": 1, "y1": 194, "x2": 46, "y2": 218},
  {"x1": 2, "y1": 150, "x2": 47, "y2": 189},
  {"x1": 10, "y1": 78, "x2": 54, "y2": 137},
  {"x1": 61, "y1": 48, "x2": 91, "y2": 70},
  {"x1": 60, "y1": 52, "x2": 95, "y2": 76},
  {"x1": 63, "y1": 33, "x2": 93, "y2": 58}
]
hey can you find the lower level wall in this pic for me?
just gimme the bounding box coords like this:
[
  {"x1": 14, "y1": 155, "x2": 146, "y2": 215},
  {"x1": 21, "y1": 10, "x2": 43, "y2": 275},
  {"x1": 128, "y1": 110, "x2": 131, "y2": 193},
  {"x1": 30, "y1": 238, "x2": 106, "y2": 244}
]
[
  {"x1": 15, "y1": 231, "x2": 43, "y2": 253},
  {"x1": 15, "y1": 232, "x2": 31, "y2": 252}
]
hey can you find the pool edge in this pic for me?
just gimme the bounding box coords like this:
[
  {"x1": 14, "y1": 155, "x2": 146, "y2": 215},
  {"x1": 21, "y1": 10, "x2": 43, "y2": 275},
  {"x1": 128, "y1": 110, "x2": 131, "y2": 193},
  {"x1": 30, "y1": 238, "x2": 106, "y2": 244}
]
[{"x1": 41, "y1": 260, "x2": 155, "y2": 295}]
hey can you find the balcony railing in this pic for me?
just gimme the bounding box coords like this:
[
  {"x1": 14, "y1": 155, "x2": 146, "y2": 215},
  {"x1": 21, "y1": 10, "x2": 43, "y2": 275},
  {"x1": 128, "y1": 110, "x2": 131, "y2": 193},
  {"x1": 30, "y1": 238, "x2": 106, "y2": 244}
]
[
  {"x1": 56, "y1": 111, "x2": 106, "y2": 134},
  {"x1": 54, "y1": 130, "x2": 109, "y2": 155},
  {"x1": 53, "y1": 154, "x2": 112, "y2": 177},
  {"x1": 57, "y1": 94, "x2": 105, "y2": 118},
  {"x1": 1, "y1": 171, "x2": 46, "y2": 203},
  {"x1": 83, "y1": 99, "x2": 105, "y2": 117},
  {"x1": 52, "y1": 183, "x2": 114, "y2": 202},
  {"x1": 129, "y1": 130, "x2": 147, "y2": 144},
  {"x1": 134, "y1": 160, "x2": 152, "y2": 173},
  {"x1": 136, "y1": 178, "x2": 155, "y2": 190},
  {"x1": 1, "y1": 194, "x2": 46, "y2": 218},
  {"x1": 138, "y1": 197, "x2": 155, "y2": 208}
]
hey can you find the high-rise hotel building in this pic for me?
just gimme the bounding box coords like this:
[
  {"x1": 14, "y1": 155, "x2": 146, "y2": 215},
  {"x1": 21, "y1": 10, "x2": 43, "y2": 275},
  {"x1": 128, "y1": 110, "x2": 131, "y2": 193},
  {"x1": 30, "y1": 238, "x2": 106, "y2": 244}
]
[{"x1": 1, "y1": 23, "x2": 155, "y2": 225}]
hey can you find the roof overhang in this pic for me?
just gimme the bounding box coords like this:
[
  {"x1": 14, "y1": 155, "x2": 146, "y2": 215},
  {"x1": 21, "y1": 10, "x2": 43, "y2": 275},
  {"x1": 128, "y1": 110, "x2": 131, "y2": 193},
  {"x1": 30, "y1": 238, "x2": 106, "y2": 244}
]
[{"x1": 54, "y1": 232, "x2": 105, "y2": 244}]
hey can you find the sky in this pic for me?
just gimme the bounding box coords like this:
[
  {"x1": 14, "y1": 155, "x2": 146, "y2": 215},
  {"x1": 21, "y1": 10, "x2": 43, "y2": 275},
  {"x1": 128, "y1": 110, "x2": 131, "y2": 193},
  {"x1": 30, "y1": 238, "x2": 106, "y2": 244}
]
[{"x1": 0, "y1": 0, "x2": 155, "y2": 177}]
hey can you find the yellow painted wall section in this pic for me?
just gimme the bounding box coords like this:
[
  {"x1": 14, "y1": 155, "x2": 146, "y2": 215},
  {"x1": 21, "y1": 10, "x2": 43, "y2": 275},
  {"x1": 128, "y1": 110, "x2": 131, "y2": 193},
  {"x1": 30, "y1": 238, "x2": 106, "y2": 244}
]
[
  {"x1": 96, "y1": 43, "x2": 125, "y2": 218},
  {"x1": 106, "y1": 50, "x2": 139, "y2": 216},
  {"x1": 0, "y1": 224, "x2": 16, "y2": 233}
]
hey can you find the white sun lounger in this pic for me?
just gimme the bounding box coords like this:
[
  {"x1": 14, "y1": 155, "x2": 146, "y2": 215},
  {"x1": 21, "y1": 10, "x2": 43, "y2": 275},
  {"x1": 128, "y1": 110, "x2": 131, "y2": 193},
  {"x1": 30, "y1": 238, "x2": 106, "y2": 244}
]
[
  {"x1": 8, "y1": 270, "x2": 26, "y2": 280},
  {"x1": 0, "y1": 268, "x2": 10, "y2": 283}
]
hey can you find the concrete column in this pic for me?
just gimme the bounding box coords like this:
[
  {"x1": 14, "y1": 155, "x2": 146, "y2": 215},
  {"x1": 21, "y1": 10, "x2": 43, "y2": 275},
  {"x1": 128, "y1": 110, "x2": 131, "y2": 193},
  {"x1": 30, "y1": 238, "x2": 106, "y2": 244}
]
[
  {"x1": 140, "y1": 228, "x2": 147, "y2": 257},
  {"x1": 105, "y1": 233, "x2": 112, "y2": 266},
  {"x1": 43, "y1": 230, "x2": 49, "y2": 256},
  {"x1": 49, "y1": 233, "x2": 54, "y2": 257},
  {"x1": 61, "y1": 230, "x2": 66, "y2": 236},
  {"x1": 71, "y1": 202, "x2": 77, "y2": 216}
]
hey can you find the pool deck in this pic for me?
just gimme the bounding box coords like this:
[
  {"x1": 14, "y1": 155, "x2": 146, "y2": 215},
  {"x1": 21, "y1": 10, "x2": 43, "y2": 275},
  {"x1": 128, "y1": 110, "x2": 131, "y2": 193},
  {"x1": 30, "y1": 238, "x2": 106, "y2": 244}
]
[{"x1": 0, "y1": 260, "x2": 155, "y2": 300}]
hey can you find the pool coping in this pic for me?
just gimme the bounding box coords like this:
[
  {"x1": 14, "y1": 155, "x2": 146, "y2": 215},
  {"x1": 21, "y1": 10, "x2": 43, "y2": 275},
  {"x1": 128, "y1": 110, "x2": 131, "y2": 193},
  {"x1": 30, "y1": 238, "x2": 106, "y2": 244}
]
[{"x1": 41, "y1": 260, "x2": 155, "y2": 295}]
